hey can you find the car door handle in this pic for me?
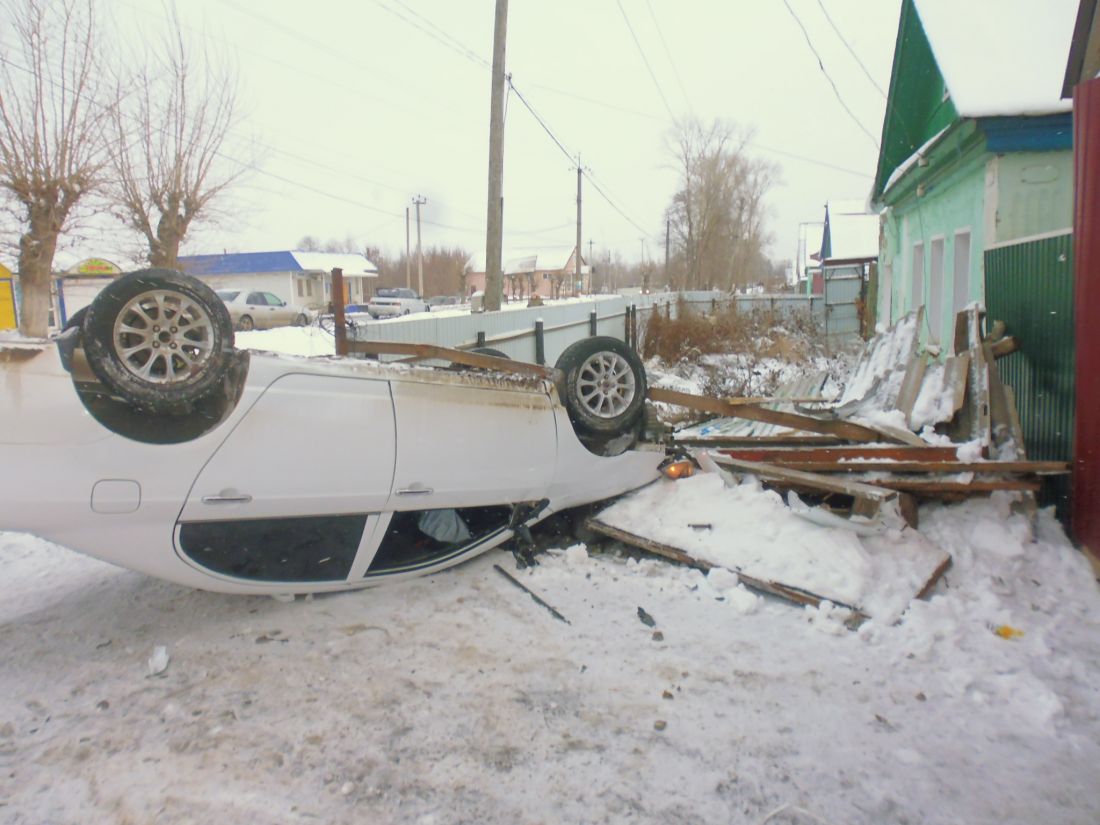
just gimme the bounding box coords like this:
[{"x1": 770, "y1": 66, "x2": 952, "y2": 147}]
[
  {"x1": 396, "y1": 486, "x2": 433, "y2": 496},
  {"x1": 202, "y1": 493, "x2": 253, "y2": 504}
]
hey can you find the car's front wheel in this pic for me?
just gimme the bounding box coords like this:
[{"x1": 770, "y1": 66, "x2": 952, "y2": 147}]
[
  {"x1": 81, "y1": 269, "x2": 235, "y2": 413},
  {"x1": 237, "y1": 315, "x2": 255, "y2": 331},
  {"x1": 556, "y1": 336, "x2": 646, "y2": 437}
]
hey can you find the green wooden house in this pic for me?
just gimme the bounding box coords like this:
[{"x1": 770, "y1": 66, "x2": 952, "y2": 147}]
[
  {"x1": 873, "y1": 0, "x2": 1081, "y2": 515},
  {"x1": 872, "y1": 0, "x2": 1077, "y2": 348}
]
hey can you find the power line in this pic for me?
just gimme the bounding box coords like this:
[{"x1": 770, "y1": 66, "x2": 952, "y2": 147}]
[
  {"x1": 616, "y1": 0, "x2": 677, "y2": 123},
  {"x1": 782, "y1": 0, "x2": 880, "y2": 151},
  {"x1": 816, "y1": 0, "x2": 887, "y2": 99},
  {"x1": 582, "y1": 169, "x2": 654, "y2": 239},
  {"x1": 371, "y1": 0, "x2": 490, "y2": 70},
  {"x1": 644, "y1": 0, "x2": 694, "y2": 115},
  {"x1": 507, "y1": 78, "x2": 576, "y2": 164}
]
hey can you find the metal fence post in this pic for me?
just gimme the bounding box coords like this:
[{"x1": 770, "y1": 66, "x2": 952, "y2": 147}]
[
  {"x1": 476, "y1": 330, "x2": 486, "y2": 348},
  {"x1": 534, "y1": 319, "x2": 545, "y2": 364},
  {"x1": 589, "y1": 309, "x2": 597, "y2": 336}
]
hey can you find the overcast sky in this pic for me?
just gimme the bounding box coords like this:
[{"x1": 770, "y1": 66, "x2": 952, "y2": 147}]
[{"x1": 62, "y1": 0, "x2": 901, "y2": 270}]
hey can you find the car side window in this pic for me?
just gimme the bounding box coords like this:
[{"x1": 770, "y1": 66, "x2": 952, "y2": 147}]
[
  {"x1": 179, "y1": 514, "x2": 367, "y2": 582},
  {"x1": 246, "y1": 292, "x2": 264, "y2": 305},
  {"x1": 263, "y1": 292, "x2": 283, "y2": 306},
  {"x1": 366, "y1": 505, "x2": 510, "y2": 575}
]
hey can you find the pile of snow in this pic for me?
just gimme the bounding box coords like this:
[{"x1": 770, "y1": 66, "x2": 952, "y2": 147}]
[{"x1": 2, "y1": 493, "x2": 1099, "y2": 824}]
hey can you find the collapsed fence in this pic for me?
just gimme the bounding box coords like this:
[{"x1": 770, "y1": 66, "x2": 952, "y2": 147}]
[{"x1": 330, "y1": 269, "x2": 827, "y2": 365}]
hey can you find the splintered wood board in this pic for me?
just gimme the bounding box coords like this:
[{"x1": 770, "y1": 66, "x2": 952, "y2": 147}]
[{"x1": 588, "y1": 474, "x2": 950, "y2": 623}]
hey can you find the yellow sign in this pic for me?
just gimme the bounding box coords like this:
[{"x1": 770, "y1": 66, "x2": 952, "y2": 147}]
[
  {"x1": 0, "y1": 262, "x2": 15, "y2": 330},
  {"x1": 67, "y1": 258, "x2": 122, "y2": 276}
]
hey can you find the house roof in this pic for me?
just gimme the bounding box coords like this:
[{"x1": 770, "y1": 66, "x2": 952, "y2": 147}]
[
  {"x1": 874, "y1": 0, "x2": 1078, "y2": 200},
  {"x1": 822, "y1": 203, "x2": 879, "y2": 262},
  {"x1": 916, "y1": 0, "x2": 1077, "y2": 118},
  {"x1": 467, "y1": 247, "x2": 587, "y2": 275},
  {"x1": 1063, "y1": 0, "x2": 1100, "y2": 96},
  {"x1": 178, "y1": 251, "x2": 378, "y2": 277}
]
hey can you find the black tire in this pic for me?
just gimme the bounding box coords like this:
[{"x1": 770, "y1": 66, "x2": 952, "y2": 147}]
[
  {"x1": 555, "y1": 336, "x2": 646, "y2": 436},
  {"x1": 237, "y1": 315, "x2": 255, "y2": 331},
  {"x1": 63, "y1": 306, "x2": 88, "y2": 332},
  {"x1": 81, "y1": 268, "x2": 235, "y2": 413}
]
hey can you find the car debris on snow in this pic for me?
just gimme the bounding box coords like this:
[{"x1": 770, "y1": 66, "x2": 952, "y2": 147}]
[{"x1": 586, "y1": 306, "x2": 1068, "y2": 625}]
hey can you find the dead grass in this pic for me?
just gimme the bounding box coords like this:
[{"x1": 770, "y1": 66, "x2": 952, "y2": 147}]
[{"x1": 641, "y1": 300, "x2": 827, "y2": 365}]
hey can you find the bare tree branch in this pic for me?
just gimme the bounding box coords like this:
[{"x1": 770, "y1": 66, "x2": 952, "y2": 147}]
[
  {"x1": 664, "y1": 117, "x2": 780, "y2": 292},
  {"x1": 0, "y1": 0, "x2": 113, "y2": 336},
  {"x1": 107, "y1": 3, "x2": 246, "y2": 270}
]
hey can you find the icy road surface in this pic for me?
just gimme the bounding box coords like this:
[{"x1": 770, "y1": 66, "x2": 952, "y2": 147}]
[{"x1": 2, "y1": 496, "x2": 1100, "y2": 824}]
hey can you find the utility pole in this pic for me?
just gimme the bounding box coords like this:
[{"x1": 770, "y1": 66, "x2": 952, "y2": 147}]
[
  {"x1": 665, "y1": 219, "x2": 670, "y2": 289},
  {"x1": 484, "y1": 0, "x2": 509, "y2": 312},
  {"x1": 413, "y1": 195, "x2": 426, "y2": 297},
  {"x1": 405, "y1": 207, "x2": 411, "y2": 289},
  {"x1": 575, "y1": 155, "x2": 582, "y2": 296}
]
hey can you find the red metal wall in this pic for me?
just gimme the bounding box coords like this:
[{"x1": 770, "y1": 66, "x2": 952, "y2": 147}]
[{"x1": 1073, "y1": 78, "x2": 1100, "y2": 552}]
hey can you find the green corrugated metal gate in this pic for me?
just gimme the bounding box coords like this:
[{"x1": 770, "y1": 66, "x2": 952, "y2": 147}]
[{"x1": 984, "y1": 232, "x2": 1075, "y2": 515}]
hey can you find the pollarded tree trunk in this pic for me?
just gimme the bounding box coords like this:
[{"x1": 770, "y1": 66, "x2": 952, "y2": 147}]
[{"x1": 17, "y1": 206, "x2": 63, "y2": 338}]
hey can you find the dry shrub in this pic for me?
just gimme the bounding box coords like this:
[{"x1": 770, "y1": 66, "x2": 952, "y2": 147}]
[{"x1": 641, "y1": 300, "x2": 824, "y2": 365}]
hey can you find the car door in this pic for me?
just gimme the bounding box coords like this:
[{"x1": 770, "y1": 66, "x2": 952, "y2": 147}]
[
  {"x1": 243, "y1": 291, "x2": 272, "y2": 329},
  {"x1": 175, "y1": 372, "x2": 396, "y2": 585},
  {"x1": 355, "y1": 375, "x2": 557, "y2": 578},
  {"x1": 262, "y1": 291, "x2": 294, "y2": 326},
  {"x1": 388, "y1": 376, "x2": 556, "y2": 508}
]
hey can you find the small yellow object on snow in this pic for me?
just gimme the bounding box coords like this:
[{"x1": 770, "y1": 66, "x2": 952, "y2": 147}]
[{"x1": 994, "y1": 624, "x2": 1024, "y2": 639}]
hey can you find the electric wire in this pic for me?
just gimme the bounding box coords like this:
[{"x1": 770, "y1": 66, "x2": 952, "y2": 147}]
[
  {"x1": 816, "y1": 0, "x2": 888, "y2": 99},
  {"x1": 644, "y1": 0, "x2": 694, "y2": 115},
  {"x1": 616, "y1": 0, "x2": 677, "y2": 123},
  {"x1": 782, "y1": 0, "x2": 881, "y2": 150}
]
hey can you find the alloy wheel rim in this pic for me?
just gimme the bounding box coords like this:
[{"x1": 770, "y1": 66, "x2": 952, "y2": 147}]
[
  {"x1": 111, "y1": 289, "x2": 216, "y2": 384},
  {"x1": 576, "y1": 351, "x2": 636, "y2": 418}
]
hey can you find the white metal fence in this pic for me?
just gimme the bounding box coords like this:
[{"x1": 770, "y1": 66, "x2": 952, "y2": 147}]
[{"x1": 348, "y1": 291, "x2": 826, "y2": 364}]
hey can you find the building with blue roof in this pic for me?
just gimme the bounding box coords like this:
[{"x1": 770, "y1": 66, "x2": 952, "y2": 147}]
[{"x1": 177, "y1": 250, "x2": 379, "y2": 312}]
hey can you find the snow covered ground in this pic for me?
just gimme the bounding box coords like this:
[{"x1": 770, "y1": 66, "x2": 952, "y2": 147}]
[
  {"x1": 2, "y1": 493, "x2": 1100, "y2": 825},
  {"x1": 3, "y1": 325, "x2": 1100, "y2": 823}
]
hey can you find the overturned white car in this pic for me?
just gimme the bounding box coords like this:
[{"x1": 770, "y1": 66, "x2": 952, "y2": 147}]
[{"x1": 0, "y1": 270, "x2": 662, "y2": 595}]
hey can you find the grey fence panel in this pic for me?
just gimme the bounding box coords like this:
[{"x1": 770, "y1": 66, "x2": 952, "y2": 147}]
[{"x1": 347, "y1": 291, "x2": 823, "y2": 362}]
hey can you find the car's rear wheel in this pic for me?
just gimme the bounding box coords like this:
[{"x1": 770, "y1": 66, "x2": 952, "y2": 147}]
[
  {"x1": 81, "y1": 269, "x2": 235, "y2": 412},
  {"x1": 556, "y1": 336, "x2": 646, "y2": 436},
  {"x1": 237, "y1": 315, "x2": 255, "y2": 331},
  {"x1": 294, "y1": 313, "x2": 308, "y2": 326}
]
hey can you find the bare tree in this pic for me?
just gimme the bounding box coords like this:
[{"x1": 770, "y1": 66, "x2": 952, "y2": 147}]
[
  {"x1": 0, "y1": 0, "x2": 113, "y2": 337},
  {"x1": 664, "y1": 118, "x2": 778, "y2": 292},
  {"x1": 108, "y1": 6, "x2": 243, "y2": 270}
]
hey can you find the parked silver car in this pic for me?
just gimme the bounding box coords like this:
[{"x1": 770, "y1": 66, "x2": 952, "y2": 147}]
[
  {"x1": 368, "y1": 288, "x2": 429, "y2": 318},
  {"x1": 217, "y1": 288, "x2": 308, "y2": 330}
]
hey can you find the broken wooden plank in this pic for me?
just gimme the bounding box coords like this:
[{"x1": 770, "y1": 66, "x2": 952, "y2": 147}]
[
  {"x1": 346, "y1": 340, "x2": 560, "y2": 379},
  {"x1": 896, "y1": 354, "x2": 929, "y2": 427},
  {"x1": 943, "y1": 353, "x2": 971, "y2": 419},
  {"x1": 648, "y1": 387, "x2": 902, "y2": 444},
  {"x1": 709, "y1": 460, "x2": 1069, "y2": 475},
  {"x1": 708, "y1": 456, "x2": 899, "y2": 507},
  {"x1": 860, "y1": 478, "x2": 1042, "y2": 495},
  {"x1": 716, "y1": 445, "x2": 963, "y2": 463},
  {"x1": 949, "y1": 307, "x2": 992, "y2": 445},
  {"x1": 584, "y1": 518, "x2": 867, "y2": 620}
]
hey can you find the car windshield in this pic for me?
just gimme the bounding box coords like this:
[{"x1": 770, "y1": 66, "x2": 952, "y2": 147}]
[{"x1": 216, "y1": 290, "x2": 239, "y2": 301}]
